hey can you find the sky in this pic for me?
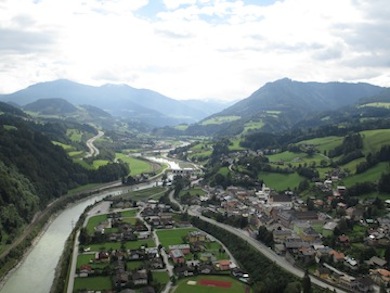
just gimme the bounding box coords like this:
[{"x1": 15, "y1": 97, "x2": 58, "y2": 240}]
[{"x1": 0, "y1": 0, "x2": 389, "y2": 101}]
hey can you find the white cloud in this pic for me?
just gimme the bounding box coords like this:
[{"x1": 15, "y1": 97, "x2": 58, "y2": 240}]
[{"x1": 0, "y1": 0, "x2": 389, "y2": 100}]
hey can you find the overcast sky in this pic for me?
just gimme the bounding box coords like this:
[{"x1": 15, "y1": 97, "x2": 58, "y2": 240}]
[{"x1": 0, "y1": 0, "x2": 389, "y2": 100}]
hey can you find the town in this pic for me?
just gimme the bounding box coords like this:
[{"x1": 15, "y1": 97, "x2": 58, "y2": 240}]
[{"x1": 65, "y1": 156, "x2": 390, "y2": 293}]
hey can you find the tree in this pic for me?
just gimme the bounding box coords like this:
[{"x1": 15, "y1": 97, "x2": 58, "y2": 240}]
[
  {"x1": 147, "y1": 269, "x2": 153, "y2": 284},
  {"x1": 384, "y1": 245, "x2": 390, "y2": 264},
  {"x1": 302, "y1": 270, "x2": 312, "y2": 293}
]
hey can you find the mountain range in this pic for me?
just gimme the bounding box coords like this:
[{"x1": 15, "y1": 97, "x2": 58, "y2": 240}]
[
  {"x1": 0, "y1": 79, "x2": 230, "y2": 126},
  {"x1": 184, "y1": 78, "x2": 389, "y2": 136},
  {"x1": 1, "y1": 78, "x2": 389, "y2": 133}
]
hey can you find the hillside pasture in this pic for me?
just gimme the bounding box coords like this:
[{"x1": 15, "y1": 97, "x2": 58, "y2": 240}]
[
  {"x1": 243, "y1": 120, "x2": 264, "y2": 134},
  {"x1": 229, "y1": 138, "x2": 245, "y2": 151},
  {"x1": 259, "y1": 172, "x2": 304, "y2": 191},
  {"x1": 297, "y1": 136, "x2": 343, "y2": 154},
  {"x1": 92, "y1": 159, "x2": 110, "y2": 169},
  {"x1": 174, "y1": 124, "x2": 189, "y2": 130},
  {"x1": 342, "y1": 162, "x2": 390, "y2": 187},
  {"x1": 66, "y1": 128, "x2": 83, "y2": 142},
  {"x1": 52, "y1": 141, "x2": 74, "y2": 151},
  {"x1": 359, "y1": 102, "x2": 390, "y2": 109},
  {"x1": 360, "y1": 129, "x2": 390, "y2": 154},
  {"x1": 200, "y1": 115, "x2": 241, "y2": 125},
  {"x1": 268, "y1": 151, "x2": 327, "y2": 167}
]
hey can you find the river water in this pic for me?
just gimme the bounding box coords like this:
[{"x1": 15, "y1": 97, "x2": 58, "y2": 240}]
[
  {"x1": 0, "y1": 189, "x2": 124, "y2": 293},
  {"x1": 0, "y1": 152, "x2": 189, "y2": 293}
]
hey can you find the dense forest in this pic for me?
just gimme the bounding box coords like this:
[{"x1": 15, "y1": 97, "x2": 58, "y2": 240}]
[{"x1": 0, "y1": 111, "x2": 128, "y2": 244}]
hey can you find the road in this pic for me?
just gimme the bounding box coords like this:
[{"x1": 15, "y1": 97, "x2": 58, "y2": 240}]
[
  {"x1": 84, "y1": 130, "x2": 104, "y2": 158},
  {"x1": 187, "y1": 205, "x2": 348, "y2": 293}
]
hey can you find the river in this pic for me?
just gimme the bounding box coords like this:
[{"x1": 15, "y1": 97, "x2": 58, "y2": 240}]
[
  {"x1": 0, "y1": 189, "x2": 125, "y2": 293},
  {"x1": 0, "y1": 149, "x2": 192, "y2": 293}
]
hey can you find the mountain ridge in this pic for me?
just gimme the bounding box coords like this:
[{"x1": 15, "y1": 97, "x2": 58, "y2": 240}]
[
  {"x1": 184, "y1": 78, "x2": 388, "y2": 136},
  {"x1": 0, "y1": 79, "x2": 229, "y2": 126}
]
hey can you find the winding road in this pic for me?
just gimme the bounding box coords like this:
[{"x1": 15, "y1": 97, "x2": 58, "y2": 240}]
[{"x1": 84, "y1": 130, "x2": 104, "y2": 158}]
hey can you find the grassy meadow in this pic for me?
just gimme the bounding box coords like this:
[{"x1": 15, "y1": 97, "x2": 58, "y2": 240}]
[
  {"x1": 200, "y1": 115, "x2": 241, "y2": 125},
  {"x1": 115, "y1": 153, "x2": 154, "y2": 175},
  {"x1": 259, "y1": 172, "x2": 304, "y2": 191},
  {"x1": 156, "y1": 228, "x2": 197, "y2": 248}
]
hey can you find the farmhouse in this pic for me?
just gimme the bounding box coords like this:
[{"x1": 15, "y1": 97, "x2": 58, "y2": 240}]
[
  {"x1": 168, "y1": 244, "x2": 190, "y2": 255},
  {"x1": 187, "y1": 231, "x2": 207, "y2": 243},
  {"x1": 170, "y1": 249, "x2": 185, "y2": 264}
]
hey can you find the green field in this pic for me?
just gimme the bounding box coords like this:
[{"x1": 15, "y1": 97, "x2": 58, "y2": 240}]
[
  {"x1": 115, "y1": 153, "x2": 154, "y2": 175},
  {"x1": 297, "y1": 136, "x2": 343, "y2": 154},
  {"x1": 259, "y1": 172, "x2": 304, "y2": 191},
  {"x1": 92, "y1": 159, "x2": 110, "y2": 169},
  {"x1": 174, "y1": 275, "x2": 251, "y2": 293},
  {"x1": 85, "y1": 239, "x2": 156, "y2": 251},
  {"x1": 156, "y1": 228, "x2": 197, "y2": 248},
  {"x1": 360, "y1": 129, "x2": 390, "y2": 154},
  {"x1": 127, "y1": 260, "x2": 144, "y2": 270},
  {"x1": 153, "y1": 271, "x2": 170, "y2": 286},
  {"x1": 243, "y1": 120, "x2": 265, "y2": 134},
  {"x1": 121, "y1": 209, "x2": 139, "y2": 217},
  {"x1": 201, "y1": 115, "x2": 241, "y2": 125},
  {"x1": 179, "y1": 188, "x2": 206, "y2": 197},
  {"x1": 218, "y1": 167, "x2": 230, "y2": 176},
  {"x1": 342, "y1": 162, "x2": 390, "y2": 187},
  {"x1": 67, "y1": 129, "x2": 83, "y2": 142},
  {"x1": 268, "y1": 152, "x2": 328, "y2": 169},
  {"x1": 52, "y1": 141, "x2": 74, "y2": 151},
  {"x1": 359, "y1": 102, "x2": 390, "y2": 109},
  {"x1": 73, "y1": 276, "x2": 112, "y2": 292},
  {"x1": 174, "y1": 124, "x2": 189, "y2": 130},
  {"x1": 122, "y1": 187, "x2": 167, "y2": 201},
  {"x1": 86, "y1": 214, "x2": 108, "y2": 234},
  {"x1": 229, "y1": 138, "x2": 245, "y2": 151},
  {"x1": 68, "y1": 151, "x2": 84, "y2": 158}
]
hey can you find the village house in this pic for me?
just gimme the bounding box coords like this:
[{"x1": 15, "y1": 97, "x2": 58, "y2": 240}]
[
  {"x1": 168, "y1": 244, "x2": 190, "y2": 255},
  {"x1": 273, "y1": 229, "x2": 292, "y2": 243},
  {"x1": 132, "y1": 269, "x2": 148, "y2": 286},
  {"x1": 95, "y1": 251, "x2": 110, "y2": 262},
  {"x1": 351, "y1": 277, "x2": 375, "y2": 293},
  {"x1": 187, "y1": 231, "x2": 207, "y2": 243},
  {"x1": 170, "y1": 249, "x2": 185, "y2": 264},
  {"x1": 216, "y1": 259, "x2": 231, "y2": 271},
  {"x1": 268, "y1": 194, "x2": 293, "y2": 209},
  {"x1": 365, "y1": 256, "x2": 387, "y2": 268},
  {"x1": 329, "y1": 250, "x2": 345, "y2": 263},
  {"x1": 198, "y1": 264, "x2": 214, "y2": 274},
  {"x1": 174, "y1": 265, "x2": 195, "y2": 277},
  {"x1": 79, "y1": 264, "x2": 93, "y2": 277},
  {"x1": 344, "y1": 255, "x2": 358, "y2": 270},
  {"x1": 337, "y1": 234, "x2": 350, "y2": 247},
  {"x1": 370, "y1": 268, "x2": 390, "y2": 285}
]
